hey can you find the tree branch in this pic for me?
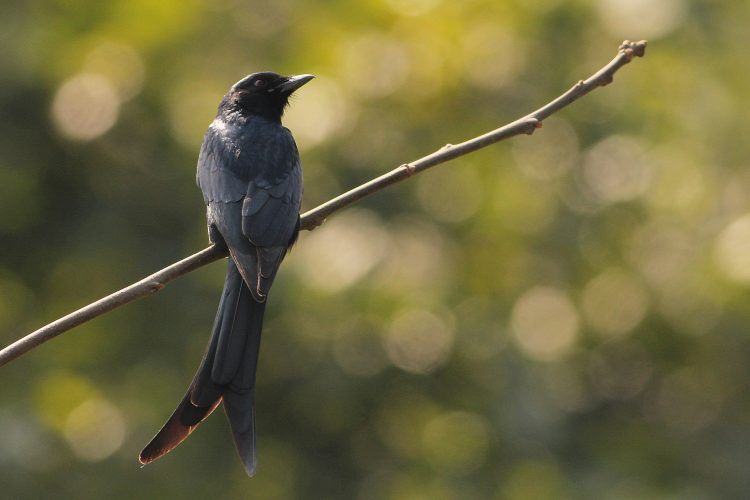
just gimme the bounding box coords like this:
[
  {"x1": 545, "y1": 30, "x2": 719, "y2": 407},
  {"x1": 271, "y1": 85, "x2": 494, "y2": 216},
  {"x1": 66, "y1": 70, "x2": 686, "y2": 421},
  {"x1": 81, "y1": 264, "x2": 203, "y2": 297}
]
[{"x1": 0, "y1": 40, "x2": 647, "y2": 368}]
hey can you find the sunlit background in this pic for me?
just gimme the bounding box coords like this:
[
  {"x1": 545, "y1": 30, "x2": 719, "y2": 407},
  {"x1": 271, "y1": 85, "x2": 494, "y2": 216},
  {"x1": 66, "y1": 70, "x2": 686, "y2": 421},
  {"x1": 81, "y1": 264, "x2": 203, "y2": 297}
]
[{"x1": 2, "y1": 0, "x2": 749, "y2": 498}]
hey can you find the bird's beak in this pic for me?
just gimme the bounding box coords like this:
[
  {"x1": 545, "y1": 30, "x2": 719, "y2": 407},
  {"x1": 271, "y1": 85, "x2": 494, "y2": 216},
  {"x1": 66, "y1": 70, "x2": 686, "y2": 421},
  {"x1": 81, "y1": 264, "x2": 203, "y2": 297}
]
[{"x1": 276, "y1": 74, "x2": 315, "y2": 94}]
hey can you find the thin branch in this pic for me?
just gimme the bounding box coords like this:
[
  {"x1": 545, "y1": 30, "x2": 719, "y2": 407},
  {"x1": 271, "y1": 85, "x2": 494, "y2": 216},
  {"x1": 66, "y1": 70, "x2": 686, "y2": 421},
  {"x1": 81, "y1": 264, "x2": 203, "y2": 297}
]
[
  {"x1": 0, "y1": 246, "x2": 226, "y2": 366},
  {"x1": 0, "y1": 40, "x2": 647, "y2": 368},
  {"x1": 299, "y1": 40, "x2": 647, "y2": 230}
]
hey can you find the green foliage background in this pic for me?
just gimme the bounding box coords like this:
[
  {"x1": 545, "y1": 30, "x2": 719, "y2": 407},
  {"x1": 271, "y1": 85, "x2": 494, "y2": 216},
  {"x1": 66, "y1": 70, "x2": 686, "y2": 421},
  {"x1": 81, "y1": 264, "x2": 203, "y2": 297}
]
[{"x1": 2, "y1": 0, "x2": 749, "y2": 498}]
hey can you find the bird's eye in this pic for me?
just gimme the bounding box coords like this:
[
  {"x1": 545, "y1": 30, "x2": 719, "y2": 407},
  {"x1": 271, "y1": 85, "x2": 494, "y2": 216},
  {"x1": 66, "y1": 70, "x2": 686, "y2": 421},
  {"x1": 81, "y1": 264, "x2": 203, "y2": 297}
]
[{"x1": 254, "y1": 79, "x2": 267, "y2": 88}]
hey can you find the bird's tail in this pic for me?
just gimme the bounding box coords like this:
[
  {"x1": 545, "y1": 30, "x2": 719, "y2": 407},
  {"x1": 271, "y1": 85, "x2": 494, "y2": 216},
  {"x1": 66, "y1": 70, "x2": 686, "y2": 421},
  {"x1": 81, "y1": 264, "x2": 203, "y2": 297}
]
[{"x1": 139, "y1": 259, "x2": 266, "y2": 476}]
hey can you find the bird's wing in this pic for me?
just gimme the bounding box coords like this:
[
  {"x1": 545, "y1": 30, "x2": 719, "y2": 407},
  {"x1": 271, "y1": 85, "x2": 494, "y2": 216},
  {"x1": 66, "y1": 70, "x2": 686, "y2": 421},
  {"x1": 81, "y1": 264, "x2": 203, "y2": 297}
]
[
  {"x1": 241, "y1": 127, "x2": 302, "y2": 245},
  {"x1": 239, "y1": 128, "x2": 302, "y2": 298},
  {"x1": 196, "y1": 124, "x2": 247, "y2": 204},
  {"x1": 242, "y1": 172, "x2": 301, "y2": 248}
]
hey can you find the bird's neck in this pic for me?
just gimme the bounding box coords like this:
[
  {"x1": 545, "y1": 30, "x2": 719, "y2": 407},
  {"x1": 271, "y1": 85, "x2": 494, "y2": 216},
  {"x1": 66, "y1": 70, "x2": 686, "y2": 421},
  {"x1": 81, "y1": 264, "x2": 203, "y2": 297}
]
[
  {"x1": 214, "y1": 111, "x2": 283, "y2": 135},
  {"x1": 220, "y1": 95, "x2": 284, "y2": 124}
]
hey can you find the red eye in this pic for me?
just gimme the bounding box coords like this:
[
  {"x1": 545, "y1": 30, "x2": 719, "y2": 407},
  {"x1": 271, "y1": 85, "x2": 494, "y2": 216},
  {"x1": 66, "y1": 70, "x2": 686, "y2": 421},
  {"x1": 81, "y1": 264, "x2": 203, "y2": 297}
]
[{"x1": 254, "y1": 79, "x2": 267, "y2": 88}]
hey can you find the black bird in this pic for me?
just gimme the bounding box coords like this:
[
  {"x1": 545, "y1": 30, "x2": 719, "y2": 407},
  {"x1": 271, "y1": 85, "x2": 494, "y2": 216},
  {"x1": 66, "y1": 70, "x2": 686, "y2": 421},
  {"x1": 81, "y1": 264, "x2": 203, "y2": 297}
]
[{"x1": 139, "y1": 72, "x2": 313, "y2": 476}]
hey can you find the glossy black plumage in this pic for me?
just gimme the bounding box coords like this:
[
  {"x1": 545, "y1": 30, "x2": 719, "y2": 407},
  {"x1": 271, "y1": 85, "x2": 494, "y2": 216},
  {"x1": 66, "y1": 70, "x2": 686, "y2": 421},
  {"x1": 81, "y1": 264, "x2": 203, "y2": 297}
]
[{"x1": 139, "y1": 72, "x2": 312, "y2": 476}]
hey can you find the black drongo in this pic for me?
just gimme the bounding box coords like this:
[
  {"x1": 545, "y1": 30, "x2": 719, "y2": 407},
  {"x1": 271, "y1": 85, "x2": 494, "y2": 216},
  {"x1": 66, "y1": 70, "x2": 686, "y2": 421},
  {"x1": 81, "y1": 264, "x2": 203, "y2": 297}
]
[{"x1": 139, "y1": 72, "x2": 313, "y2": 476}]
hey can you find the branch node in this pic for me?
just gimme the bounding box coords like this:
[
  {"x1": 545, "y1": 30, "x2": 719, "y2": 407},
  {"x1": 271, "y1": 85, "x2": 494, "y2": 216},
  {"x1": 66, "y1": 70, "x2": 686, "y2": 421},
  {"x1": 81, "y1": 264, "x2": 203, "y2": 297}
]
[
  {"x1": 299, "y1": 213, "x2": 326, "y2": 232},
  {"x1": 520, "y1": 118, "x2": 541, "y2": 135},
  {"x1": 526, "y1": 119, "x2": 541, "y2": 134},
  {"x1": 402, "y1": 163, "x2": 416, "y2": 176}
]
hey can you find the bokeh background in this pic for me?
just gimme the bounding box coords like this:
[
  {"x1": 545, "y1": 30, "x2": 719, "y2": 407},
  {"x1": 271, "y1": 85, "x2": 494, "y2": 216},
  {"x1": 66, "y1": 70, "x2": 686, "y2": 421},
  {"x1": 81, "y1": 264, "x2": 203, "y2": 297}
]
[{"x1": 2, "y1": 0, "x2": 749, "y2": 498}]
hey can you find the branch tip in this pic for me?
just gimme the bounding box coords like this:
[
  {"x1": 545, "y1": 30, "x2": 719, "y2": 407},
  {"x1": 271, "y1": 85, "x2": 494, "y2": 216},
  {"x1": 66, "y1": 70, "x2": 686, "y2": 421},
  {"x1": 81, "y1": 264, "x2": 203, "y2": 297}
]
[
  {"x1": 634, "y1": 40, "x2": 647, "y2": 57},
  {"x1": 619, "y1": 40, "x2": 647, "y2": 58}
]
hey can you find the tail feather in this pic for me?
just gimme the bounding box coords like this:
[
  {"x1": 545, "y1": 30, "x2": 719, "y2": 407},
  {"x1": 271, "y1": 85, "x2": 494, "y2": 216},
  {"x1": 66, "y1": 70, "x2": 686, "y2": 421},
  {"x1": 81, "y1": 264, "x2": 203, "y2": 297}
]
[
  {"x1": 139, "y1": 391, "x2": 221, "y2": 465},
  {"x1": 232, "y1": 299, "x2": 265, "y2": 391},
  {"x1": 223, "y1": 389, "x2": 257, "y2": 476},
  {"x1": 212, "y1": 267, "x2": 253, "y2": 385},
  {"x1": 190, "y1": 268, "x2": 233, "y2": 408},
  {"x1": 139, "y1": 259, "x2": 266, "y2": 475}
]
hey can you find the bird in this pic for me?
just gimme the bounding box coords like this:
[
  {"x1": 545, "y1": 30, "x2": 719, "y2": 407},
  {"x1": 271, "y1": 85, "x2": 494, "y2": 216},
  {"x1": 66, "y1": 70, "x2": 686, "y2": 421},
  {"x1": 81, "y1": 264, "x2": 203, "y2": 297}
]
[{"x1": 138, "y1": 71, "x2": 313, "y2": 476}]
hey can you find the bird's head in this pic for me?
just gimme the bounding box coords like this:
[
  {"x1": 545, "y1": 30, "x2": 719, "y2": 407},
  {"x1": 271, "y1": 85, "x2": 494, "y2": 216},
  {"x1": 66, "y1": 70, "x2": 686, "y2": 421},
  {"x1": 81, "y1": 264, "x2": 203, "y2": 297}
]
[{"x1": 224, "y1": 72, "x2": 314, "y2": 122}]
